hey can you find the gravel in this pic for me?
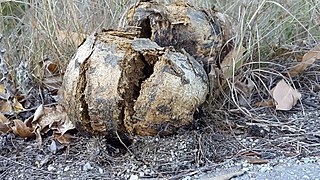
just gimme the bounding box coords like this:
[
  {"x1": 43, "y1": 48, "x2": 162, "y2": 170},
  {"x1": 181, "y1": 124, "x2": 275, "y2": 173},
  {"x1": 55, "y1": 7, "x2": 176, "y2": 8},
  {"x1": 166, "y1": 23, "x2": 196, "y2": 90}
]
[{"x1": 198, "y1": 157, "x2": 320, "y2": 180}]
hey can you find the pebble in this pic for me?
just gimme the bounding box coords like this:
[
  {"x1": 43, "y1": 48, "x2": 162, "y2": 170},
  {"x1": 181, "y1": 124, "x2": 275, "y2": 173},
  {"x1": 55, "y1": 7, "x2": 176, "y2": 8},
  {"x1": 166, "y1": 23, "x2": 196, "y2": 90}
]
[
  {"x1": 83, "y1": 162, "x2": 93, "y2": 171},
  {"x1": 48, "y1": 164, "x2": 55, "y2": 171},
  {"x1": 64, "y1": 166, "x2": 70, "y2": 172},
  {"x1": 129, "y1": 174, "x2": 139, "y2": 180},
  {"x1": 98, "y1": 167, "x2": 104, "y2": 174},
  {"x1": 182, "y1": 176, "x2": 191, "y2": 180}
]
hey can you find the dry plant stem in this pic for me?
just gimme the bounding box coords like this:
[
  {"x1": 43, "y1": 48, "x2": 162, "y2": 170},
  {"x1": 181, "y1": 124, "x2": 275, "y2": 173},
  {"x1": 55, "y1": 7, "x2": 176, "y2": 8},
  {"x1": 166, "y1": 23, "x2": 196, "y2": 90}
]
[
  {"x1": 115, "y1": 131, "x2": 133, "y2": 155},
  {"x1": 0, "y1": 36, "x2": 14, "y2": 96}
]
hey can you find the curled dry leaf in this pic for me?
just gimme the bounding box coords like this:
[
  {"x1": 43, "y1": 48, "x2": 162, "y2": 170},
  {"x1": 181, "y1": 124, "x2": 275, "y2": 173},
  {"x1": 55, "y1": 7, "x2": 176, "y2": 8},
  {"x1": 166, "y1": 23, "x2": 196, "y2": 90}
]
[
  {"x1": 13, "y1": 97, "x2": 25, "y2": 112},
  {"x1": 33, "y1": 104, "x2": 44, "y2": 122},
  {"x1": 32, "y1": 105, "x2": 75, "y2": 135},
  {"x1": 287, "y1": 46, "x2": 320, "y2": 77},
  {"x1": 34, "y1": 124, "x2": 42, "y2": 148},
  {"x1": 0, "y1": 112, "x2": 8, "y2": 123},
  {"x1": 42, "y1": 61, "x2": 63, "y2": 91},
  {"x1": 220, "y1": 46, "x2": 246, "y2": 79},
  {"x1": 12, "y1": 119, "x2": 34, "y2": 138},
  {"x1": 54, "y1": 132, "x2": 73, "y2": 144},
  {"x1": 0, "y1": 99, "x2": 12, "y2": 113},
  {"x1": 0, "y1": 113, "x2": 10, "y2": 133},
  {"x1": 0, "y1": 84, "x2": 10, "y2": 99},
  {"x1": 31, "y1": 106, "x2": 74, "y2": 147},
  {"x1": 272, "y1": 79, "x2": 301, "y2": 110}
]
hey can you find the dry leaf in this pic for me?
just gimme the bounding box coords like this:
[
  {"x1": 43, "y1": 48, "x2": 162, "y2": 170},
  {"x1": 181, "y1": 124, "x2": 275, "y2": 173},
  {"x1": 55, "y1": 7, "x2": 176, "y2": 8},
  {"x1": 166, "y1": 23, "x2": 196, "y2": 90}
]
[
  {"x1": 44, "y1": 61, "x2": 60, "y2": 76},
  {"x1": 0, "y1": 123, "x2": 10, "y2": 133},
  {"x1": 0, "y1": 84, "x2": 5, "y2": 94},
  {"x1": 34, "y1": 125, "x2": 42, "y2": 147},
  {"x1": 56, "y1": 115, "x2": 74, "y2": 135},
  {"x1": 13, "y1": 97, "x2": 25, "y2": 112},
  {"x1": 33, "y1": 104, "x2": 44, "y2": 122},
  {"x1": 0, "y1": 113, "x2": 10, "y2": 133},
  {"x1": 11, "y1": 119, "x2": 34, "y2": 138},
  {"x1": 54, "y1": 132, "x2": 73, "y2": 144},
  {"x1": 272, "y1": 79, "x2": 301, "y2": 110},
  {"x1": 42, "y1": 61, "x2": 62, "y2": 91},
  {"x1": 32, "y1": 107, "x2": 59, "y2": 130},
  {"x1": 0, "y1": 99, "x2": 12, "y2": 113},
  {"x1": 220, "y1": 46, "x2": 246, "y2": 79},
  {"x1": 0, "y1": 113, "x2": 8, "y2": 123},
  {"x1": 32, "y1": 105, "x2": 75, "y2": 135},
  {"x1": 287, "y1": 46, "x2": 320, "y2": 77}
]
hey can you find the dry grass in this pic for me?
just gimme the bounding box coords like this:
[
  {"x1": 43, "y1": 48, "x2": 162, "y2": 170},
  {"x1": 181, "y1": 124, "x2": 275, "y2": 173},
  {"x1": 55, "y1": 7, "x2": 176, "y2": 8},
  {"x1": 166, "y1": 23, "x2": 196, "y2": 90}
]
[{"x1": 0, "y1": 0, "x2": 319, "y2": 103}]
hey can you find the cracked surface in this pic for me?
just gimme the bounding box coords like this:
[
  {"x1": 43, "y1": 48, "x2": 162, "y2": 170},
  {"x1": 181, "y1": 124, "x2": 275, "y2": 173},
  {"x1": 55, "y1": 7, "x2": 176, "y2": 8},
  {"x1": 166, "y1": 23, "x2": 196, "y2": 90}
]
[
  {"x1": 62, "y1": 31, "x2": 209, "y2": 138},
  {"x1": 127, "y1": 1, "x2": 225, "y2": 60}
]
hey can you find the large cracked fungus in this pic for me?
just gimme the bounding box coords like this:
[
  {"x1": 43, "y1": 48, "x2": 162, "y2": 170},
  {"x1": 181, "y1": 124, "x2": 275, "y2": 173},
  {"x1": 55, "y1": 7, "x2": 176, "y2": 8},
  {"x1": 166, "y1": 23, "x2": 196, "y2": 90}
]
[{"x1": 62, "y1": 30, "x2": 209, "y2": 139}]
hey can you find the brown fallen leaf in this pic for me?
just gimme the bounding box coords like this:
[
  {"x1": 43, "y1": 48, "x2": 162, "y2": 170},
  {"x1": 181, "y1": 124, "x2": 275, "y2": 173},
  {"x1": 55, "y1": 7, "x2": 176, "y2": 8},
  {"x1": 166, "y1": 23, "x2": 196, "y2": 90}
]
[
  {"x1": 0, "y1": 113, "x2": 10, "y2": 133},
  {"x1": 42, "y1": 61, "x2": 63, "y2": 91},
  {"x1": 32, "y1": 105, "x2": 75, "y2": 143},
  {"x1": 0, "y1": 99, "x2": 12, "y2": 113},
  {"x1": 272, "y1": 79, "x2": 301, "y2": 110},
  {"x1": 11, "y1": 119, "x2": 34, "y2": 138},
  {"x1": 287, "y1": 46, "x2": 320, "y2": 77},
  {"x1": 0, "y1": 123, "x2": 10, "y2": 133},
  {"x1": 0, "y1": 84, "x2": 5, "y2": 94},
  {"x1": 220, "y1": 46, "x2": 246, "y2": 79},
  {"x1": 13, "y1": 97, "x2": 25, "y2": 112},
  {"x1": 32, "y1": 106, "x2": 60, "y2": 130},
  {"x1": 33, "y1": 104, "x2": 44, "y2": 122},
  {"x1": 34, "y1": 124, "x2": 42, "y2": 148},
  {"x1": 54, "y1": 132, "x2": 73, "y2": 144},
  {"x1": 0, "y1": 113, "x2": 8, "y2": 123}
]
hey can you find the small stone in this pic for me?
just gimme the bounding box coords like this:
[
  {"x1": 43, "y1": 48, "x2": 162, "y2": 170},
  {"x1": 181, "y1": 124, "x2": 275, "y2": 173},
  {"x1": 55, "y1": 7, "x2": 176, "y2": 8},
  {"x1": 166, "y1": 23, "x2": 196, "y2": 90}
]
[
  {"x1": 49, "y1": 140, "x2": 57, "y2": 154},
  {"x1": 302, "y1": 158, "x2": 310, "y2": 163},
  {"x1": 83, "y1": 162, "x2": 93, "y2": 171},
  {"x1": 129, "y1": 174, "x2": 139, "y2": 180},
  {"x1": 302, "y1": 175, "x2": 310, "y2": 179},
  {"x1": 139, "y1": 172, "x2": 144, "y2": 177},
  {"x1": 48, "y1": 164, "x2": 55, "y2": 171},
  {"x1": 64, "y1": 166, "x2": 70, "y2": 172},
  {"x1": 99, "y1": 167, "x2": 104, "y2": 174},
  {"x1": 182, "y1": 176, "x2": 191, "y2": 180}
]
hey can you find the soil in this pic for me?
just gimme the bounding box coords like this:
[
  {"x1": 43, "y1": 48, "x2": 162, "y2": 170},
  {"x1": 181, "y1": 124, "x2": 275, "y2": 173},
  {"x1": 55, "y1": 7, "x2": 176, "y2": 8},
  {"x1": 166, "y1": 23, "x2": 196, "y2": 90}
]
[{"x1": 0, "y1": 66, "x2": 319, "y2": 180}]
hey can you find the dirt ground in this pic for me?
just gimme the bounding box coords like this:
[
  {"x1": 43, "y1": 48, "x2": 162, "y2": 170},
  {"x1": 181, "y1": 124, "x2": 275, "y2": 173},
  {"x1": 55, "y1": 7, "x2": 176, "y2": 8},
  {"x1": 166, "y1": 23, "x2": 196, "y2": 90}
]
[{"x1": 0, "y1": 67, "x2": 319, "y2": 180}]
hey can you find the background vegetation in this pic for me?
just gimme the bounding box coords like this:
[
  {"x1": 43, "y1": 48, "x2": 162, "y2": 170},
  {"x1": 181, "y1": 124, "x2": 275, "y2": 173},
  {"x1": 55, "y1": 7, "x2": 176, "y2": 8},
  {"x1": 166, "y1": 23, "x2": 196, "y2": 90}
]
[{"x1": 0, "y1": 0, "x2": 319, "y2": 101}]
